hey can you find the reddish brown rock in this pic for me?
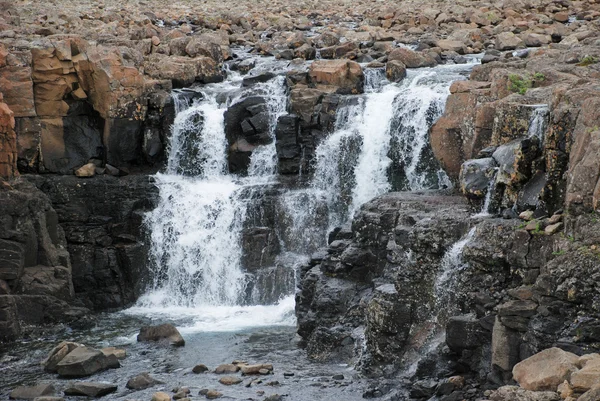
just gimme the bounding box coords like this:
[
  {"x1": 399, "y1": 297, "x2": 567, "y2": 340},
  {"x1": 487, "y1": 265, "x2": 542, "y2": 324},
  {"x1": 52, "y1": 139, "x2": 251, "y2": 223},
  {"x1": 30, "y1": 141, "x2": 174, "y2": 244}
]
[
  {"x1": 0, "y1": 94, "x2": 18, "y2": 179},
  {"x1": 308, "y1": 59, "x2": 364, "y2": 94}
]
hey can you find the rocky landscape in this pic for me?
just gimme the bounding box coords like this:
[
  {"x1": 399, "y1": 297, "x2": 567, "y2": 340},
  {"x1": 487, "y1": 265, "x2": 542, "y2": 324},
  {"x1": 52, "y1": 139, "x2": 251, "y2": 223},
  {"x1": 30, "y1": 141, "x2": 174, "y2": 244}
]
[{"x1": 2, "y1": 0, "x2": 600, "y2": 400}]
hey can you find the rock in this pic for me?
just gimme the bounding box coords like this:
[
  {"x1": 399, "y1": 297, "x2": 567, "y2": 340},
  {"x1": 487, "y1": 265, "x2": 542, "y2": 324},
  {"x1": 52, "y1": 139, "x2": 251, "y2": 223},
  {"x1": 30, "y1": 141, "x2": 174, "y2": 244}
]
[
  {"x1": 388, "y1": 47, "x2": 437, "y2": 68},
  {"x1": 137, "y1": 324, "x2": 185, "y2": 346},
  {"x1": 497, "y1": 300, "x2": 538, "y2": 317},
  {"x1": 579, "y1": 384, "x2": 600, "y2": 401},
  {"x1": 63, "y1": 382, "x2": 117, "y2": 397},
  {"x1": 385, "y1": 60, "x2": 406, "y2": 83},
  {"x1": 74, "y1": 163, "x2": 96, "y2": 177},
  {"x1": 446, "y1": 315, "x2": 489, "y2": 352},
  {"x1": 489, "y1": 385, "x2": 561, "y2": 401},
  {"x1": 308, "y1": 60, "x2": 364, "y2": 94},
  {"x1": 495, "y1": 32, "x2": 524, "y2": 51},
  {"x1": 570, "y1": 360, "x2": 600, "y2": 391},
  {"x1": 43, "y1": 341, "x2": 81, "y2": 372},
  {"x1": 56, "y1": 346, "x2": 119, "y2": 377},
  {"x1": 519, "y1": 210, "x2": 535, "y2": 221},
  {"x1": 193, "y1": 364, "x2": 209, "y2": 373},
  {"x1": 264, "y1": 395, "x2": 282, "y2": 401},
  {"x1": 205, "y1": 390, "x2": 222, "y2": 399},
  {"x1": 151, "y1": 392, "x2": 171, "y2": 401},
  {"x1": 100, "y1": 347, "x2": 126, "y2": 359},
  {"x1": 32, "y1": 398, "x2": 64, "y2": 401},
  {"x1": 410, "y1": 379, "x2": 438, "y2": 398},
  {"x1": 558, "y1": 380, "x2": 575, "y2": 399},
  {"x1": 126, "y1": 372, "x2": 162, "y2": 390},
  {"x1": 436, "y1": 40, "x2": 466, "y2": 54},
  {"x1": 214, "y1": 363, "x2": 240, "y2": 374},
  {"x1": 242, "y1": 72, "x2": 276, "y2": 87},
  {"x1": 545, "y1": 223, "x2": 563, "y2": 235},
  {"x1": 9, "y1": 384, "x2": 55, "y2": 400},
  {"x1": 492, "y1": 317, "x2": 521, "y2": 372},
  {"x1": 512, "y1": 347, "x2": 579, "y2": 391},
  {"x1": 523, "y1": 34, "x2": 550, "y2": 47},
  {"x1": 173, "y1": 388, "x2": 190, "y2": 399},
  {"x1": 218, "y1": 376, "x2": 242, "y2": 385},
  {"x1": 240, "y1": 363, "x2": 274, "y2": 375},
  {"x1": 459, "y1": 158, "x2": 497, "y2": 199}
]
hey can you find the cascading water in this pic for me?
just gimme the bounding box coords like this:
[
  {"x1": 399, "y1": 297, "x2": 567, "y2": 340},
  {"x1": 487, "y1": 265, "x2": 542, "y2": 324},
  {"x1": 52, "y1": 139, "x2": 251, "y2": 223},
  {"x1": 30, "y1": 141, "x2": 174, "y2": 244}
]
[{"x1": 527, "y1": 104, "x2": 550, "y2": 142}]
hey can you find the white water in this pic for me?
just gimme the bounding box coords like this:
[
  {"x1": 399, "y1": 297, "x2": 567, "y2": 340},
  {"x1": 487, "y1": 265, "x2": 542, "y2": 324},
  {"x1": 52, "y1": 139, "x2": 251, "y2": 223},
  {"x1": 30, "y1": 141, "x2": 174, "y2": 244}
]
[
  {"x1": 434, "y1": 226, "x2": 477, "y2": 300},
  {"x1": 473, "y1": 169, "x2": 499, "y2": 218},
  {"x1": 527, "y1": 104, "x2": 549, "y2": 142}
]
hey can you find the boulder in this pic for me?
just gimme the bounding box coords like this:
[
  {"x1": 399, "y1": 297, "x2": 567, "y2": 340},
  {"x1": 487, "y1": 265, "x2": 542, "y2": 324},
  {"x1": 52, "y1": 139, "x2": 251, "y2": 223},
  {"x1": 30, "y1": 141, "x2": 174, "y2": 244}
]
[
  {"x1": 308, "y1": 60, "x2": 364, "y2": 94},
  {"x1": 126, "y1": 372, "x2": 162, "y2": 390},
  {"x1": 579, "y1": 384, "x2": 600, "y2": 401},
  {"x1": 9, "y1": 384, "x2": 55, "y2": 400},
  {"x1": 459, "y1": 158, "x2": 497, "y2": 199},
  {"x1": 446, "y1": 315, "x2": 489, "y2": 352},
  {"x1": 151, "y1": 392, "x2": 171, "y2": 401},
  {"x1": 240, "y1": 363, "x2": 274, "y2": 375},
  {"x1": 495, "y1": 32, "x2": 524, "y2": 51},
  {"x1": 43, "y1": 341, "x2": 81, "y2": 372},
  {"x1": 570, "y1": 360, "x2": 600, "y2": 391},
  {"x1": 205, "y1": 390, "x2": 222, "y2": 399},
  {"x1": 385, "y1": 60, "x2": 406, "y2": 83},
  {"x1": 512, "y1": 347, "x2": 579, "y2": 391},
  {"x1": 185, "y1": 38, "x2": 223, "y2": 63},
  {"x1": 214, "y1": 364, "x2": 240, "y2": 374},
  {"x1": 436, "y1": 40, "x2": 466, "y2": 54},
  {"x1": 492, "y1": 139, "x2": 539, "y2": 187},
  {"x1": 192, "y1": 364, "x2": 209, "y2": 373},
  {"x1": 74, "y1": 162, "x2": 96, "y2": 177},
  {"x1": 388, "y1": 47, "x2": 437, "y2": 68},
  {"x1": 63, "y1": 382, "x2": 117, "y2": 397},
  {"x1": 137, "y1": 323, "x2": 185, "y2": 346},
  {"x1": 218, "y1": 376, "x2": 243, "y2": 385},
  {"x1": 56, "y1": 346, "x2": 120, "y2": 377},
  {"x1": 100, "y1": 347, "x2": 126, "y2": 359}
]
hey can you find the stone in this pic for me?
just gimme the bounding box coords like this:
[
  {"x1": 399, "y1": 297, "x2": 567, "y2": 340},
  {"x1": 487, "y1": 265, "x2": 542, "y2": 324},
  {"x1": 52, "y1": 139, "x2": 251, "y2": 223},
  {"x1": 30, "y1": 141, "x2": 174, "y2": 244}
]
[
  {"x1": 137, "y1": 324, "x2": 185, "y2": 346},
  {"x1": 241, "y1": 364, "x2": 274, "y2": 375},
  {"x1": 459, "y1": 158, "x2": 497, "y2": 199},
  {"x1": 126, "y1": 372, "x2": 162, "y2": 390},
  {"x1": 100, "y1": 347, "x2": 126, "y2": 359},
  {"x1": 492, "y1": 317, "x2": 521, "y2": 372},
  {"x1": 385, "y1": 60, "x2": 406, "y2": 83},
  {"x1": 436, "y1": 40, "x2": 466, "y2": 54},
  {"x1": 446, "y1": 315, "x2": 488, "y2": 352},
  {"x1": 214, "y1": 364, "x2": 240, "y2": 374},
  {"x1": 193, "y1": 364, "x2": 209, "y2": 373},
  {"x1": 495, "y1": 32, "x2": 524, "y2": 51},
  {"x1": 151, "y1": 392, "x2": 171, "y2": 401},
  {"x1": 497, "y1": 300, "x2": 538, "y2": 317},
  {"x1": 32, "y1": 398, "x2": 64, "y2": 401},
  {"x1": 519, "y1": 210, "x2": 535, "y2": 221},
  {"x1": 388, "y1": 47, "x2": 437, "y2": 68},
  {"x1": 570, "y1": 362, "x2": 600, "y2": 391},
  {"x1": 56, "y1": 346, "x2": 119, "y2": 377},
  {"x1": 264, "y1": 395, "x2": 283, "y2": 401},
  {"x1": 42, "y1": 341, "x2": 81, "y2": 372},
  {"x1": 489, "y1": 385, "x2": 560, "y2": 401},
  {"x1": 308, "y1": 60, "x2": 364, "y2": 94},
  {"x1": 9, "y1": 384, "x2": 55, "y2": 400},
  {"x1": 579, "y1": 384, "x2": 600, "y2": 401},
  {"x1": 218, "y1": 376, "x2": 242, "y2": 385},
  {"x1": 173, "y1": 388, "x2": 190, "y2": 399},
  {"x1": 205, "y1": 390, "x2": 222, "y2": 399},
  {"x1": 512, "y1": 347, "x2": 579, "y2": 391},
  {"x1": 63, "y1": 382, "x2": 118, "y2": 397},
  {"x1": 545, "y1": 223, "x2": 563, "y2": 235}
]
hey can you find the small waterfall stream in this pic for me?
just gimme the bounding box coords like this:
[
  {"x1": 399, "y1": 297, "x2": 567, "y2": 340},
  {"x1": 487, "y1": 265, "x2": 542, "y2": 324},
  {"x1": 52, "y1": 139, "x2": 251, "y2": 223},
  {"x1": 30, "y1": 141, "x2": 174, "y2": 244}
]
[{"x1": 130, "y1": 56, "x2": 481, "y2": 333}]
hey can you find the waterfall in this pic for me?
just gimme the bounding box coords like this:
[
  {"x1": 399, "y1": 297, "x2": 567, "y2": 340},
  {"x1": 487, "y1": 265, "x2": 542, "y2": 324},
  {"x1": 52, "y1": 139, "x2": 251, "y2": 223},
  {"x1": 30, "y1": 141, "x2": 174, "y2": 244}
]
[
  {"x1": 473, "y1": 169, "x2": 499, "y2": 218},
  {"x1": 527, "y1": 104, "x2": 549, "y2": 142}
]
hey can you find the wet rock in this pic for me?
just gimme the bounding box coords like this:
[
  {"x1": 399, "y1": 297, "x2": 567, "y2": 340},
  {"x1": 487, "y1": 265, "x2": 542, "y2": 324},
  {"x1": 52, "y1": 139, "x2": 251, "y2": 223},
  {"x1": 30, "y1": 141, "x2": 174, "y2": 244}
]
[
  {"x1": 126, "y1": 372, "x2": 162, "y2": 390},
  {"x1": 513, "y1": 347, "x2": 579, "y2": 391},
  {"x1": 459, "y1": 158, "x2": 497, "y2": 199},
  {"x1": 56, "y1": 346, "x2": 119, "y2": 377},
  {"x1": 410, "y1": 379, "x2": 438, "y2": 398},
  {"x1": 242, "y1": 72, "x2": 276, "y2": 87},
  {"x1": 385, "y1": 60, "x2": 406, "y2": 83},
  {"x1": 215, "y1": 364, "x2": 240, "y2": 374},
  {"x1": 151, "y1": 392, "x2": 171, "y2": 401},
  {"x1": 63, "y1": 382, "x2": 117, "y2": 397},
  {"x1": 446, "y1": 315, "x2": 489, "y2": 352},
  {"x1": 264, "y1": 395, "x2": 283, "y2": 401},
  {"x1": 137, "y1": 323, "x2": 185, "y2": 346},
  {"x1": 218, "y1": 376, "x2": 243, "y2": 385},
  {"x1": 100, "y1": 347, "x2": 126, "y2": 359},
  {"x1": 43, "y1": 341, "x2": 81, "y2": 372},
  {"x1": 241, "y1": 363, "x2": 274, "y2": 375},
  {"x1": 173, "y1": 388, "x2": 190, "y2": 399},
  {"x1": 9, "y1": 384, "x2": 55, "y2": 400},
  {"x1": 205, "y1": 390, "x2": 222, "y2": 399},
  {"x1": 192, "y1": 364, "x2": 209, "y2": 373}
]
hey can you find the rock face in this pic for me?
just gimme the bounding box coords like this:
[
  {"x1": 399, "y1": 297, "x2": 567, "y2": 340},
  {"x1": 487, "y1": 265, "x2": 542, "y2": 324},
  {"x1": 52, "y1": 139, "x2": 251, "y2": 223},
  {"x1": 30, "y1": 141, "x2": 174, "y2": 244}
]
[{"x1": 137, "y1": 323, "x2": 185, "y2": 346}]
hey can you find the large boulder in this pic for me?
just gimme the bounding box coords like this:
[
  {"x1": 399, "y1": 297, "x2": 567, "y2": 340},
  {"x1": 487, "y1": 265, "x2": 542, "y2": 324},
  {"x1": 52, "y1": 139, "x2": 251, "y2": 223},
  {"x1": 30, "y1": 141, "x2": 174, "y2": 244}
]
[
  {"x1": 388, "y1": 47, "x2": 437, "y2": 68},
  {"x1": 308, "y1": 60, "x2": 364, "y2": 94},
  {"x1": 43, "y1": 341, "x2": 81, "y2": 372},
  {"x1": 512, "y1": 347, "x2": 579, "y2": 391},
  {"x1": 56, "y1": 346, "x2": 120, "y2": 377},
  {"x1": 137, "y1": 323, "x2": 185, "y2": 346},
  {"x1": 495, "y1": 32, "x2": 525, "y2": 51}
]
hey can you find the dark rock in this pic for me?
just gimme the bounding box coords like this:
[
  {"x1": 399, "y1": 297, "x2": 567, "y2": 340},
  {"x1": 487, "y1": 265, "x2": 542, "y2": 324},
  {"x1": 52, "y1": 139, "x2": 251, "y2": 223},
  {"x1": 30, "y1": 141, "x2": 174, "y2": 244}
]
[
  {"x1": 459, "y1": 158, "x2": 498, "y2": 199},
  {"x1": 63, "y1": 382, "x2": 118, "y2": 397},
  {"x1": 56, "y1": 346, "x2": 119, "y2": 377},
  {"x1": 192, "y1": 364, "x2": 209, "y2": 373},
  {"x1": 9, "y1": 384, "x2": 55, "y2": 400},
  {"x1": 446, "y1": 315, "x2": 489, "y2": 352},
  {"x1": 137, "y1": 323, "x2": 185, "y2": 346},
  {"x1": 242, "y1": 72, "x2": 276, "y2": 87},
  {"x1": 126, "y1": 372, "x2": 162, "y2": 390},
  {"x1": 410, "y1": 379, "x2": 438, "y2": 398},
  {"x1": 385, "y1": 60, "x2": 406, "y2": 82}
]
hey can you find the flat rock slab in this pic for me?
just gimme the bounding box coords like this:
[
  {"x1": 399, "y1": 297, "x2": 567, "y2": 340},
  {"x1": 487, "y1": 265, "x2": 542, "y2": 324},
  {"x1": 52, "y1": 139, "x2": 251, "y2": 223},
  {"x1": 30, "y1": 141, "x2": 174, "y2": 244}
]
[
  {"x1": 64, "y1": 382, "x2": 117, "y2": 397},
  {"x1": 56, "y1": 346, "x2": 119, "y2": 377},
  {"x1": 9, "y1": 384, "x2": 55, "y2": 400}
]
